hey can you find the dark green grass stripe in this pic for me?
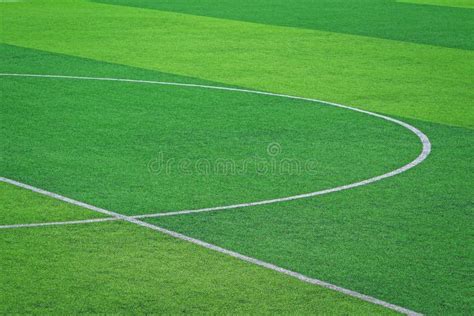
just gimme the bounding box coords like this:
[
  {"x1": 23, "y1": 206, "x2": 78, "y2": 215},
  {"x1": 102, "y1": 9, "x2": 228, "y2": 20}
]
[
  {"x1": 1, "y1": 76, "x2": 418, "y2": 214},
  {"x1": 1, "y1": 44, "x2": 420, "y2": 216},
  {"x1": 92, "y1": 0, "x2": 474, "y2": 50},
  {"x1": 149, "y1": 118, "x2": 474, "y2": 315}
]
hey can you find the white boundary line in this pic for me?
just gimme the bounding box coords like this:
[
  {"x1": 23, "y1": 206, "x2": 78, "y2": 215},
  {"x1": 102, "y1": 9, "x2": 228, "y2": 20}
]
[
  {"x1": 0, "y1": 177, "x2": 422, "y2": 315},
  {"x1": 0, "y1": 73, "x2": 430, "y2": 314},
  {"x1": 0, "y1": 217, "x2": 117, "y2": 229},
  {"x1": 0, "y1": 73, "x2": 431, "y2": 218}
]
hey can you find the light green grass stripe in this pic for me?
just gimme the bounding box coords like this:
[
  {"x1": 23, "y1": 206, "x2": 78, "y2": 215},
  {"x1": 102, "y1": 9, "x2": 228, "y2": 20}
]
[
  {"x1": 0, "y1": 182, "x2": 106, "y2": 225},
  {"x1": 1, "y1": 0, "x2": 473, "y2": 128},
  {"x1": 398, "y1": 0, "x2": 474, "y2": 9},
  {"x1": 93, "y1": 0, "x2": 474, "y2": 50}
]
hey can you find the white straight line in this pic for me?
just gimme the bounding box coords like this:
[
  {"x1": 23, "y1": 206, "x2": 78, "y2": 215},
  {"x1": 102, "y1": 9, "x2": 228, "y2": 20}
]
[
  {"x1": 0, "y1": 177, "x2": 422, "y2": 315},
  {"x1": 143, "y1": 224, "x2": 423, "y2": 316},
  {"x1": 0, "y1": 73, "x2": 432, "y2": 218},
  {"x1": 0, "y1": 217, "x2": 117, "y2": 229},
  {"x1": 0, "y1": 178, "x2": 126, "y2": 219}
]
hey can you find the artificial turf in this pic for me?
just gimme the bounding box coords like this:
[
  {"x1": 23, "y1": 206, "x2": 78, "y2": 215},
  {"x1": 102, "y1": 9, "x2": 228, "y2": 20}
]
[
  {"x1": 2, "y1": 0, "x2": 472, "y2": 127},
  {"x1": 1, "y1": 45, "x2": 420, "y2": 215},
  {"x1": 0, "y1": 182, "x2": 106, "y2": 225},
  {"x1": 150, "y1": 117, "x2": 474, "y2": 314},
  {"x1": 398, "y1": 0, "x2": 474, "y2": 8},
  {"x1": 0, "y1": 220, "x2": 393, "y2": 314},
  {"x1": 93, "y1": 0, "x2": 474, "y2": 49},
  {"x1": 1, "y1": 0, "x2": 473, "y2": 314}
]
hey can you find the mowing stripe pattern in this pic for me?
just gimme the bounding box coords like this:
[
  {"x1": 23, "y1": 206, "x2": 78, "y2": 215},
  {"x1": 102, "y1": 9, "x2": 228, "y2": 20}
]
[{"x1": 0, "y1": 73, "x2": 433, "y2": 315}]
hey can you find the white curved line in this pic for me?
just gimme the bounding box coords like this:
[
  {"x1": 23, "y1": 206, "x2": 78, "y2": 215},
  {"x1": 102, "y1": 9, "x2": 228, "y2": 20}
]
[{"x1": 0, "y1": 73, "x2": 431, "y2": 217}]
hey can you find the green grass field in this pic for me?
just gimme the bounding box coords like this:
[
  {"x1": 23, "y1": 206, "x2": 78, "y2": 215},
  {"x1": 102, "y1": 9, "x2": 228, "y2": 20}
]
[{"x1": 1, "y1": 0, "x2": 473, "y2": 314}]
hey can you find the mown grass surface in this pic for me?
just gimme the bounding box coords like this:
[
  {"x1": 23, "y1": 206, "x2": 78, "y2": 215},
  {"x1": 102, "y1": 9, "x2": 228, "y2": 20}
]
[
  {"x1": 1, "y1": 0, "x2": 472, "y2": 314},
  {"x1": 0, "y1": 221, "x2": 394, "y2": 314},
  {"x1": 2, "y1": 0, "x2": 472, "y2": 127}
]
